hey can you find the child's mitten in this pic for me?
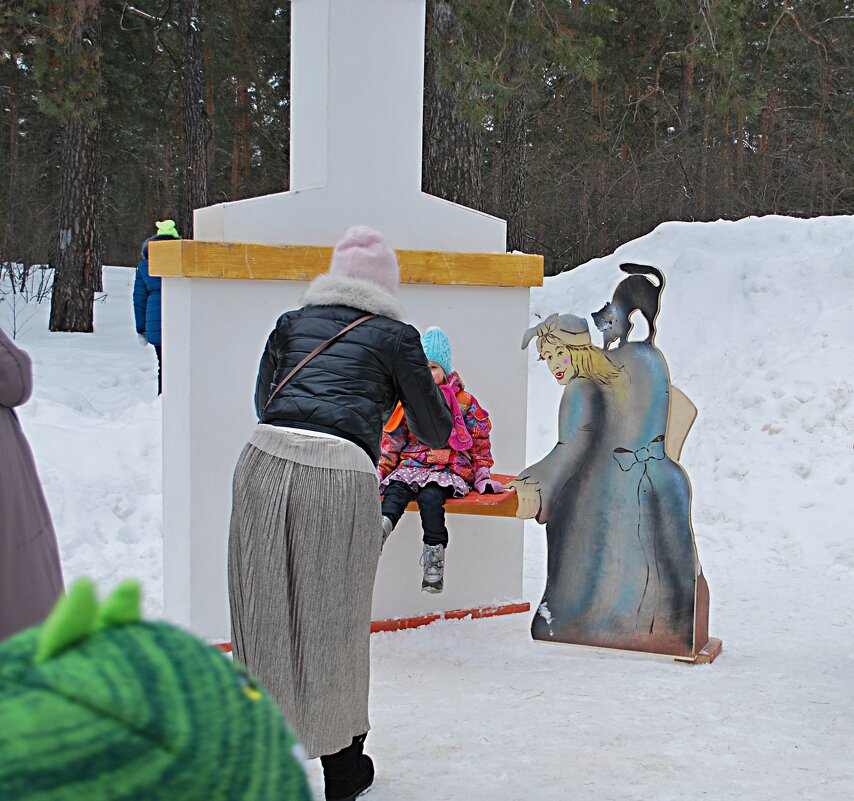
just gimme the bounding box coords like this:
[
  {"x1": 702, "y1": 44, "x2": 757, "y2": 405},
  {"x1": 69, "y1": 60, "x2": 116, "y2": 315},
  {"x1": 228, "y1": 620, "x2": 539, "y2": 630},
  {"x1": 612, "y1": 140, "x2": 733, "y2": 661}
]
[{"x1": 473, "y1": 467, "x2": 505, "y2": 494}]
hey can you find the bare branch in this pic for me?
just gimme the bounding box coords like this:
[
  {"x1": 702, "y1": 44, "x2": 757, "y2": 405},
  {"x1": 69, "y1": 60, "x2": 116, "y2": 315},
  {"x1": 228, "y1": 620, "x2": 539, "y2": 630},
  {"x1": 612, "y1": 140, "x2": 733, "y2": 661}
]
[{"x1": 123, "y1": 4, "x2": 162, "y2": 24}]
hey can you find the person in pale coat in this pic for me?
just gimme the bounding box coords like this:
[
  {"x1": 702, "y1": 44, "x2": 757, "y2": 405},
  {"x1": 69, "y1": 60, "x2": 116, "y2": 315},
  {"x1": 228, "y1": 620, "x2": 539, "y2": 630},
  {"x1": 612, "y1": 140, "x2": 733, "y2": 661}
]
[{"x1": 0, "y1": 326, "x2": 64, "y2": 641}]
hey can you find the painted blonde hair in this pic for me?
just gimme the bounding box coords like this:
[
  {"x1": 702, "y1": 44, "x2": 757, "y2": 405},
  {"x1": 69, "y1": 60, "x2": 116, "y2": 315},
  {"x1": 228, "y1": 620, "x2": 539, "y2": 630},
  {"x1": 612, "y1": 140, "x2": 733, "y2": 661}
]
[{"x1": 538, "y1": 335, "x2": 622, "y2": 387}]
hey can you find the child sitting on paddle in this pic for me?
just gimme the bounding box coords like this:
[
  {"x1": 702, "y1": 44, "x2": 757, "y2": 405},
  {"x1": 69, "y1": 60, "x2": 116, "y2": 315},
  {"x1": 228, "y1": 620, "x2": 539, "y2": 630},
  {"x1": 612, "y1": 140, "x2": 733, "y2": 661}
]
[{"x1": 379, "y1": 327, "x2": 505, "y2": 593}]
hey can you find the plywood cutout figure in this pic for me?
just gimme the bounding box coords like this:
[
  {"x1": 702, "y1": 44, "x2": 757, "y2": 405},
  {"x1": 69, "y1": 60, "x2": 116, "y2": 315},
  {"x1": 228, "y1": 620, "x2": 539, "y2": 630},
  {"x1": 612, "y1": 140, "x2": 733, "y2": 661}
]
[{"x1": 511, "y1": 265, "x2": 717, "y2": 660}]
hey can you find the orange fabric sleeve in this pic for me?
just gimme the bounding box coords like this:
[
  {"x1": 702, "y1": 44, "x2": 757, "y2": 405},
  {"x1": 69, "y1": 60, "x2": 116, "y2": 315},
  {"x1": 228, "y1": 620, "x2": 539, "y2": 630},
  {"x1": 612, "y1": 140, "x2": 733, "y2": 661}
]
[{"x1": 383, "y1": 401, "x2": 406, "y2": 433}]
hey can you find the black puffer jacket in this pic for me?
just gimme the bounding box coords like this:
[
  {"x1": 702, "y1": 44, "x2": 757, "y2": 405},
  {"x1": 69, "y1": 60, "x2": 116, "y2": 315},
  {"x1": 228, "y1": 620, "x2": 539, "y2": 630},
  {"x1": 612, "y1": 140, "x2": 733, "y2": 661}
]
[{"x1": 255, "y1": 273, "x2": 452, "y2": 464}]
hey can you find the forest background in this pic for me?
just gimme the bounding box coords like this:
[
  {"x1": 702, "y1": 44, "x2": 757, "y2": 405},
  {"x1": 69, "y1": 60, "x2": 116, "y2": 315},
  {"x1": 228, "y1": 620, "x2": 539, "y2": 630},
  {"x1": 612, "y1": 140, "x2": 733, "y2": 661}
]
[{"x1": 1, "y1": 0, "x2": 851, "y2": 331}]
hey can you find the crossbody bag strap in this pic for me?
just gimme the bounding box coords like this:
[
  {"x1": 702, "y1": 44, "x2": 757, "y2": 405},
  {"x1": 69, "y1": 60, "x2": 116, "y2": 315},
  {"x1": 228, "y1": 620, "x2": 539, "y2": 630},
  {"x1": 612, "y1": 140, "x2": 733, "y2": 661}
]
[{"x1": 264, "y1": 314, "x2": 376, "y2": 410}]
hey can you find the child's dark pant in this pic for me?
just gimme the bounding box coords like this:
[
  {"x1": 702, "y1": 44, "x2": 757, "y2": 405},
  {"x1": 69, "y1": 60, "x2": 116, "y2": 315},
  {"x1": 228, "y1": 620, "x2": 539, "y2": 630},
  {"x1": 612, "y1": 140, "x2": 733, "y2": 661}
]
[
  {"x1": 381, "y1": 481, "x2": 455, "y2": 547},
  {"x1": 153, "y1": 344, "x2": 162, "y2": 395}
]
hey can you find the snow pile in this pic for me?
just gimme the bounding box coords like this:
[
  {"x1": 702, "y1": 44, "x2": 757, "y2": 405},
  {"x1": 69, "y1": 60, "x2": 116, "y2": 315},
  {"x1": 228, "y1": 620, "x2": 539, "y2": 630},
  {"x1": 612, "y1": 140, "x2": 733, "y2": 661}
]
[
  {"x1": 508, "y1": 218, "x2": 852, "y2": 799},
  {"x1": 4, "y1": 214, "x2": 853, "y2": 799},
  {"x1": 525, "y1": 215, "x2": 854, "y2": 605}
]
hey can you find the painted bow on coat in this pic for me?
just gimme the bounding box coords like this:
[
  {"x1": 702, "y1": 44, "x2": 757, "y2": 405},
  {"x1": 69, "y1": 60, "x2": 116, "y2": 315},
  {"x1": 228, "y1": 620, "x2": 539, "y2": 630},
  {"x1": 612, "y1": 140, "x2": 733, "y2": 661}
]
[
  {"x1": 612, "y1": 435, "x2": 666, "y2": 471},
  {"x1": 613, "y1": 434, "x2": 667, "y2": 494}
]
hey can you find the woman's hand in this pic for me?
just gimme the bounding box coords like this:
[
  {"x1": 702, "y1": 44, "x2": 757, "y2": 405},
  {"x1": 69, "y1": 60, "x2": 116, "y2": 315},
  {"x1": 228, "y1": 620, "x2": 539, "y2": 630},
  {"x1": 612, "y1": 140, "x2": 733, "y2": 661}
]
[{"x1": 508, "y1": 475, "x2": 541, "y2": 520}]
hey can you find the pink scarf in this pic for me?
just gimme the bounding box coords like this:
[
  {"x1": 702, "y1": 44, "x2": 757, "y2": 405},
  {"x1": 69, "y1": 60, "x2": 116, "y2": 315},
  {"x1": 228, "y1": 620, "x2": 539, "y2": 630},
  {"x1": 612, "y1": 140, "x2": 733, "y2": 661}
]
[{"x1": 440, "y1": 382, "x2": 473, "y2": 451}]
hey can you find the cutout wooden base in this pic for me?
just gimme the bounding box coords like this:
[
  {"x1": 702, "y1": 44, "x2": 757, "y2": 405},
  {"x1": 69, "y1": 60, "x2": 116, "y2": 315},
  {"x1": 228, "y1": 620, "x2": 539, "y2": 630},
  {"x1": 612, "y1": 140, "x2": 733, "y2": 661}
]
[{"x1": 675, "y1": 637, "x2": 723, "y2": 665}]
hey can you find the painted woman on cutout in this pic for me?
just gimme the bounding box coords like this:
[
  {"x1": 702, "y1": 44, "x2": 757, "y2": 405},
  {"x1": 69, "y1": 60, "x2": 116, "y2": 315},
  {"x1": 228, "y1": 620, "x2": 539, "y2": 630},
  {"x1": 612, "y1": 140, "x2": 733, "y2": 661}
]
[{"x1": 509, "y1": 313, "x2": 699, "y2": 656}]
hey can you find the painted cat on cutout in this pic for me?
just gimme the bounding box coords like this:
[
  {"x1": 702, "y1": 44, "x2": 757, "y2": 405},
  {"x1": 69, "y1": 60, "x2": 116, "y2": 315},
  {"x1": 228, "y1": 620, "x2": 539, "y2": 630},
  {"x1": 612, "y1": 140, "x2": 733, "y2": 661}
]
[{"x1": 592, "y1": 263, "x2": 664, "y2": 349}]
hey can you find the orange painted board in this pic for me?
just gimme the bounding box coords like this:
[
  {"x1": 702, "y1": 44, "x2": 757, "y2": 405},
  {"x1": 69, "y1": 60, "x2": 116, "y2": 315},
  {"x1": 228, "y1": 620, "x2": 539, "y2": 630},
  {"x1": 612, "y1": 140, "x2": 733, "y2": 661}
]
[
  {"x1": 212, "y1": 600, "x2": 531, "y2": 649},
  {"x1": 372, "y1": 602, "x2": 531, "y2": 632}
]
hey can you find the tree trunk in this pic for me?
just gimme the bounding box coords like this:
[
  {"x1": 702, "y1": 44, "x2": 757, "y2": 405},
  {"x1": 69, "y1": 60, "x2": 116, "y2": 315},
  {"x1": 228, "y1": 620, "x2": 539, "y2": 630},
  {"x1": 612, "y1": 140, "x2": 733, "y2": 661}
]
[
  {"x1": 777, "y1": 119, "x2": 788, "y2": 215},
  {"x1": 50, "y1": 116, "x2": 102, "y2": 332},
  {"x1": 281, "y1": 4, "x2": 291, "y2": 190},
  {"x1": 719, "y1": 111, "x2": 730, "y2": 200},
  {"x1": 679, "y1": 56, "x2": 694, "y2": 131},
  {"x1": 144, "y1": 180, "x2": 155, "y2": 240},
  {"x1": 422, "y1": 0, "x2": 483, "y2": 209},
  {"x1": 49, "y1": 1, "x2": 102, "y2": 333},
  {"x1": 580, "y1": 174, "x2": 591, "y2": 264},
  {"x1": 230, "y1": 77, "x2": 251, "y2": 199},
  {"x1": 204, "y1": 45, "x2": 215, "y2": 192},
  {"x1": 240, "y1": 81, "x2": 251, "y2": 190},
  {"x1": 759, "y1": 91, "x2": 775, "y2": 212},
  {"x1": 700, "y1": 91, "x2": 711, "y2": 216},
  {"x1": 5, "y1": 58, "x2": 20, "y2": 256},
  {"x1": 161, "y1": 140, "x2": 177, "y2": 221},
  {"x1": 499, "y1": 0, "x2": 529, "y2": 253},
  {"x1": 176, "y1": 79, "x2": 187, "y2": 232},
  {"x1": 736, "y1": 98, "x2": 745, "y2": 188},
  {"x1": 230, "y1": 78, "x2": 242, "y2": 198},
  {"x1": 808, "y1": 163, "x2": 818, "y2": 215},
  {"x1": 180, "y1": 0, "x2": 208, "y2": 239},
  {"x1": 594, "y1": 87, "x2": 607, "y2": 253}
]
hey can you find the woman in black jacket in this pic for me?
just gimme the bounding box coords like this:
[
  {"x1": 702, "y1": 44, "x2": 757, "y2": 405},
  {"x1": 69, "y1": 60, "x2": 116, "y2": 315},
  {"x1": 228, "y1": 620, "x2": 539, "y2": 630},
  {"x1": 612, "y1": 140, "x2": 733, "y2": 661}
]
[{"x1": 228, "y1": 226, "x2": 452, "y2": 801}]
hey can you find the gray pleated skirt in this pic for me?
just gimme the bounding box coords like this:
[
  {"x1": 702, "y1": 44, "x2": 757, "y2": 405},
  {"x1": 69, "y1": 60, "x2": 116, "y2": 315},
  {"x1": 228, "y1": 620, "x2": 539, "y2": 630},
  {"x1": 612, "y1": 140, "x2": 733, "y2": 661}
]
[{"x1": 228, "y1": 425, "x2": 381, "y2": 758}]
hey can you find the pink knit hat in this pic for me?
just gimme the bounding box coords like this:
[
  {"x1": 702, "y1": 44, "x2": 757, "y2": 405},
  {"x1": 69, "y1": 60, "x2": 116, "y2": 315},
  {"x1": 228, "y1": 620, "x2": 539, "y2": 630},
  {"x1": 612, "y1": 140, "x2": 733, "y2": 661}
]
[{"x1": 329, "y1": 226, "x2": 400, "y2": 295}]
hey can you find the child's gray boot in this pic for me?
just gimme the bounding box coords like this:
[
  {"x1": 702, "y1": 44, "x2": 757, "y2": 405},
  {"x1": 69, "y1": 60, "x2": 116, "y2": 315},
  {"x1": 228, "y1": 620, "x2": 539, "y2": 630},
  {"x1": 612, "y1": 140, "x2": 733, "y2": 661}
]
[
  {"x1": 420, "y1": 543, "x2": 445, "y2": 593},
  {"x1": 380, "y1": 516, "x2": 394, "y2": 549}
]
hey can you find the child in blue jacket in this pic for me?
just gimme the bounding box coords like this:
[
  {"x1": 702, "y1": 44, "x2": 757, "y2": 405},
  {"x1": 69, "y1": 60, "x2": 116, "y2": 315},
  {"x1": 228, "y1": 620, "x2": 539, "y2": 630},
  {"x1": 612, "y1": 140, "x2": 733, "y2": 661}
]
[{"x1": 133, "y1": 220, "x2": 179, "y2": 394}]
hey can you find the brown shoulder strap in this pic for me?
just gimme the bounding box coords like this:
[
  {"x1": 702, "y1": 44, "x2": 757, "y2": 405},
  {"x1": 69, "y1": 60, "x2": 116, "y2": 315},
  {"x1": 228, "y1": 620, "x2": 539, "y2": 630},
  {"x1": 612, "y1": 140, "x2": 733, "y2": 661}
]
[{"x1": 264, "y1": 314, "x2": 376, "y2": 410}]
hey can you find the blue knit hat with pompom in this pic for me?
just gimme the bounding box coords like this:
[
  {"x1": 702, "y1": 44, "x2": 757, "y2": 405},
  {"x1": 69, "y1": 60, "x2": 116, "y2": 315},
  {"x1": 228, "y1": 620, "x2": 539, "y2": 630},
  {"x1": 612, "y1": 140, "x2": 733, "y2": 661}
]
[{"x1": 420, "y1": 327, "x2": 452, "y2": 378}]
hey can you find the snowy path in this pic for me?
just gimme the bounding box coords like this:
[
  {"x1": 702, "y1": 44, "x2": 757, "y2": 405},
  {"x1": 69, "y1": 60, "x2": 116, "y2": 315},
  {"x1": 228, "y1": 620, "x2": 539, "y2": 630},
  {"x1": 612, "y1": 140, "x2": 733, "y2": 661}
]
[{"x1": 6, "y1": 215, "x2": 853, "y2": 799}]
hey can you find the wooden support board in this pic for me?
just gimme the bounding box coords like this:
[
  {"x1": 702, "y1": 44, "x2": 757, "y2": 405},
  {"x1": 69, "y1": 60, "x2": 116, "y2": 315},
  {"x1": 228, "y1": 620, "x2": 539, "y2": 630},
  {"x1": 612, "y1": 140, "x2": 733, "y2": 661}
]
[
  {"x1": 149, "y1": 239, "x2": 544, "y2": 287},
  {"x1": 675, "y1": 568, "x2": 723, "y2": 664},
  {"x1": 675, "y1": 637, "x2": 723, "y2": 664},
  {"x1": 666, "y1": 385, "x2": 698, "y2": 462}
]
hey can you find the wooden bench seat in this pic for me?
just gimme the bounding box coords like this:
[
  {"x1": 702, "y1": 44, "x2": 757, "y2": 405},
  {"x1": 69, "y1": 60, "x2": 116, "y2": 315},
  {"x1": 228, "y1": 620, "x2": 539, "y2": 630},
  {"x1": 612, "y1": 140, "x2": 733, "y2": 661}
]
[{"x1": 401, "y1": 473, "x2": 518, "y2": 517}]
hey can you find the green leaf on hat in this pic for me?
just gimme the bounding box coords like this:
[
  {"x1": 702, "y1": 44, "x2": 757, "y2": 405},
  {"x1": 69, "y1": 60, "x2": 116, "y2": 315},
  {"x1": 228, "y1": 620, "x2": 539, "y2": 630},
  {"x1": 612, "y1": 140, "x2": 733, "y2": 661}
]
[
  {"x1": 34, "y1": 578, "x2": 98, "y2": 664},
  {"x1": 95, "y1": 580, "x2": 142, "y2": 630}
]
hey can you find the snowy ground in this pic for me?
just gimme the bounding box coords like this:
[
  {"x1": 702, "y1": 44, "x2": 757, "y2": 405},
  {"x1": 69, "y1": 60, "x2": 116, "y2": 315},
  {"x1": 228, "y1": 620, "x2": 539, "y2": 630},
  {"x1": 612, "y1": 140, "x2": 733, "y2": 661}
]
[
  {"x1": 3, "y1": 269, "x2": 164, "y2": 617},
  {"x1": 5, "y1": 215, "x2": 854, "y2": 799}
]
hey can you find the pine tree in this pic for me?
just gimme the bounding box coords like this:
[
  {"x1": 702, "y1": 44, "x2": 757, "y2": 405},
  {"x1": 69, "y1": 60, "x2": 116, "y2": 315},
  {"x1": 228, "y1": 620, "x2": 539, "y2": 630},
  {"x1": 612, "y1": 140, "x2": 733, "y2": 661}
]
[
  {"x1": 1, "y1": 0, "x2": 850, "y2": 294},
  {"x1": 422, "y1": 0, "x2": 483, "y2": 209},
  {"x1": 37, "y1": 0, "x2": 105, "y2": 332},
  {"x1": 179, "y1": 0, "x2": 208, "y2": 238}
]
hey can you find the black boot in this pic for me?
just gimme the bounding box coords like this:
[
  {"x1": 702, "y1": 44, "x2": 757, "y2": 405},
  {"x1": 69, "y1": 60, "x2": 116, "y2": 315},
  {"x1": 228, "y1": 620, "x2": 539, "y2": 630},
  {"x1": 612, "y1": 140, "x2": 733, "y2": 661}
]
[{"x1": 320, "y1": 734, "x2": 375, "y2": 801}]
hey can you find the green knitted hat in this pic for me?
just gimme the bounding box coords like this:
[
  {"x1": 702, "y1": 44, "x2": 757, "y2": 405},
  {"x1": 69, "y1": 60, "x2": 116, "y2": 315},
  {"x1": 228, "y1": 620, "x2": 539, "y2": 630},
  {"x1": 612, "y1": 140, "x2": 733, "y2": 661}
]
[
  {"x1": 155, "y1": 219, "x2": 180, "y2": 238},
  {"x1": 0, "y1": 579, "x2": 312, "y2": 801}
]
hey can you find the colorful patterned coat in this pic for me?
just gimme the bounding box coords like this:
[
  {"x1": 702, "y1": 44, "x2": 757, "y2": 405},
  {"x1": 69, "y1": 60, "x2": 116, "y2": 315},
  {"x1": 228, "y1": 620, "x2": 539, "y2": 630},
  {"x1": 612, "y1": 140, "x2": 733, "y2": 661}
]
[{"x1": 379, "y1": 372, "x2": 494, "y2": 487}]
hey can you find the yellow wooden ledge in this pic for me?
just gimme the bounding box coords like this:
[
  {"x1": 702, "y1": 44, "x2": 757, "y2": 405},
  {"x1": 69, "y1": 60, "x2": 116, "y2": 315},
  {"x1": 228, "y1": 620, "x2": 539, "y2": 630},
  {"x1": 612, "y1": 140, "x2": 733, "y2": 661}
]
[{"x1": 149, "y1": 240, "x2": 543, "y2": 288}]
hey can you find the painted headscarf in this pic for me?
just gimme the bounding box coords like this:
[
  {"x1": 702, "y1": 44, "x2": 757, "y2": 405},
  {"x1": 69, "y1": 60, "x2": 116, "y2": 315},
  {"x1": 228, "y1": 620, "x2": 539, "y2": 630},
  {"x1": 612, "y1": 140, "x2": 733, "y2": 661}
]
[{"x1": 520, "y1": 313, "x2": 591, "y2": 351}]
